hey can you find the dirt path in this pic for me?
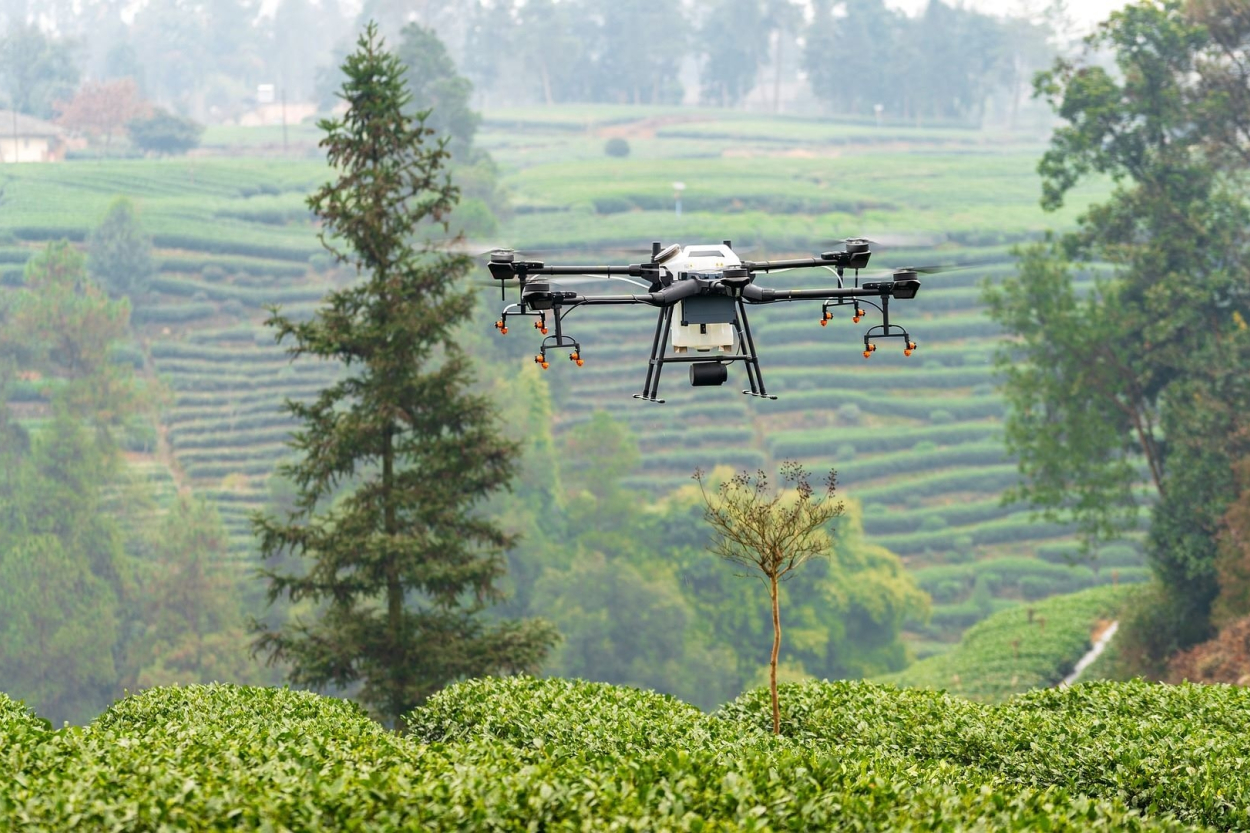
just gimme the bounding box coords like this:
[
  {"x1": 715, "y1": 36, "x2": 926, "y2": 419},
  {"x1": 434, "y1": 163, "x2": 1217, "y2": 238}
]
[{"x1": 1060, "y1": 620, "x2": 1119, "y2": 687}]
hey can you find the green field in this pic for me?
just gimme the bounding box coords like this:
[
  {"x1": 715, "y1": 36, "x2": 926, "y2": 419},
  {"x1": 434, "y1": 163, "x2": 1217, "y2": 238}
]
[
  {"x1": 0, "y1": 106, "x2": 1141, "y2": 643},
  {"x1": 5, "y1": 674, "x2": 1247, "y2": 830},
  {"x1": 877, "y1": 584, "x2": 1135, "y2": 700}
]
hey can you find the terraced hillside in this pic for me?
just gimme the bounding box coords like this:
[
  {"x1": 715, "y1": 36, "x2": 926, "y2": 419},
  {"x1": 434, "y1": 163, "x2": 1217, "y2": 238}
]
[
  {"x1": 475, "y1": 106, "x2": 1145, "y2": 643},
  {"x1": 0, "y1": 157, "x2": 332, "y2": 563},
  {"x1": 0, "y1": 107, "x2": 1146, "y2": 645}
]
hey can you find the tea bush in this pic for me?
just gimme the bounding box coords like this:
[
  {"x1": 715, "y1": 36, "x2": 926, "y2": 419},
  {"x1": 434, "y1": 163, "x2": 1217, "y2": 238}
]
[{"x1": 4, "y1": 677, "x2": 1235, "y2": 830}]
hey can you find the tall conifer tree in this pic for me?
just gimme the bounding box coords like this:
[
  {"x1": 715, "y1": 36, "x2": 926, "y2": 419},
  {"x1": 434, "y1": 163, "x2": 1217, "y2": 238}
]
[{"x1": 251, "y1": 23, "x2": 556, "y2": 727}]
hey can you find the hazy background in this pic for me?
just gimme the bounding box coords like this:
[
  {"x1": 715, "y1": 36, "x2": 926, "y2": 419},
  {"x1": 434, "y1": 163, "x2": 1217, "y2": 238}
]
[{"x1": 0, "y1": 0, "x2": 1152, "y2": 725}]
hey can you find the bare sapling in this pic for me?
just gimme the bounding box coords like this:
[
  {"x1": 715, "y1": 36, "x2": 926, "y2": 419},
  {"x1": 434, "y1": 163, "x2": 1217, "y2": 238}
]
[{"x1": 694, "y1": 461, "x2": 843, "y2": 735}]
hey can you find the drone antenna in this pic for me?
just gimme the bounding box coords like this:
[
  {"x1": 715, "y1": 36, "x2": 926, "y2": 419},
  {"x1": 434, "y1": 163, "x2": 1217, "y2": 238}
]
[{"x1": 652, "y1": 241, "x2": 661, "y2": 261}]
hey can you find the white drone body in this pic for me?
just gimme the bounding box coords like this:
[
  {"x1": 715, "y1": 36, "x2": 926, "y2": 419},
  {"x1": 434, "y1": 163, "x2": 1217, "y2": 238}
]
[{"x1": 656, "y1": 243, "x2": 742, "y2": 354}]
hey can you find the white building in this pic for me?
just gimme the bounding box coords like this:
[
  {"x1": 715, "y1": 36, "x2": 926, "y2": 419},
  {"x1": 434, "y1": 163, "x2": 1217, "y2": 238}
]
[{"x1": 0, "y1": 111, "x2": 65, "y2": 163}]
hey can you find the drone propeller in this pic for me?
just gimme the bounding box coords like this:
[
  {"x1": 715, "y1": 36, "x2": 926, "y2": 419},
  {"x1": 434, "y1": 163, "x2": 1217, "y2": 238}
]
[{"x1": 860, "y1": 262, "x2": 981, "y2": 280}]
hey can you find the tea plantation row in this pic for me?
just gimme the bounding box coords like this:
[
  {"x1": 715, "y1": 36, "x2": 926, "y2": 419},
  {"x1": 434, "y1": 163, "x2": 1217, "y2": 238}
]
[
  {"x1": 4, "y1": 673, "x2": 1242, "y2": 830},
  {"x1": 878, "y1": 584, "x2": 1134, "y2": 700}
]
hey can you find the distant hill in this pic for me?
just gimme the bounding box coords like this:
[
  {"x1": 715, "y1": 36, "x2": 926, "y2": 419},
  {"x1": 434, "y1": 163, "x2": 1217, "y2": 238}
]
[{"x1": 0, "y1": 107, "x2": 1146, "y2": 648}]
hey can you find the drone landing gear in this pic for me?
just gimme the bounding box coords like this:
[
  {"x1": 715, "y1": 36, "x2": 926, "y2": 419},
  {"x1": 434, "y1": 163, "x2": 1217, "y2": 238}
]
[{"x1": 633, "y1": 299, "x2": 776, "y2": 404}]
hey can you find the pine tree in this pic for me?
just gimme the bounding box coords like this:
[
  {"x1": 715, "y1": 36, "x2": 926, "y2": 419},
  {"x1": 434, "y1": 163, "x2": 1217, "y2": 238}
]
[
  {"x1": 251, "y1": 23, "x2": 556, "y2": 728},
  {"x1": 88, "y1": 197, "x2": 154, "y2": 301}
]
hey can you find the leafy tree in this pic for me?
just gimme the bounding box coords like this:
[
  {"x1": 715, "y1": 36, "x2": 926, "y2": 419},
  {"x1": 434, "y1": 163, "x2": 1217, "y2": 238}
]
[
  {"x1": 559, "y1": 410, "x2": 639, "y2": 503},
  {"x1": 592, "y1": 0, "x2": 686, "y2": 104},
  {"x1": 694, "y1": 462, "x2": 843, "y2": 735},
  {"x1": 0, "y1": 530, "x2": 119, "y2": 725},
  {"x1": 0, "y1": 23, "x2": 79, "y2": 118},
  {"x1": 762, "y1": 0, "x2": 802, "y2": 113},
  {"x1": 53, "y1": 78, "x2": 149, "y2": 149},
  {"x1": 126, "y1": 108, "x2": 203, "y2": 156},
  {"x1": 532, "y1": 552, "x2": 739, "y2": 710},
  {"x1": 251, "y1": 24, "x2": 556, "y2": 728},
  {"x1": 987, "y1": 0, "x2": 1250, "y2": 656},
  {"x1": 393, "y1": 22, "x2": 479, "y2": 155},
  {"x1": 125, "y1": 494, "x2": 254, "y2": 688},
  {"x1": 511, "y1": 0, "x2": 592, "y2": 105},
  {"x1": 804, "y1": 0, "x2": 904, "y2": 118},
  {"x1": 87, "y1": 197, "x2": 154, "y2": 301},
  {"x1": 11, "y1": 241, "x2": 141, "y2": 428},
  {"x1": 698, "y1": 0, "x2": 770, "y2": 107}
]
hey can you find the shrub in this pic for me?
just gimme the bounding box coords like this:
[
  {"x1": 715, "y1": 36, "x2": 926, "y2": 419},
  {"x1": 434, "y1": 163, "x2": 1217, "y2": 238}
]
[
  {"x1": 8, "y1": 674, "x2": 1250, "y2": 829},
  {"x1": 127, "y1": 109, "x2": 204, "y2": 156},
  {"x1": 604, "y1": 137, "x2": 630, "y2": 157}
]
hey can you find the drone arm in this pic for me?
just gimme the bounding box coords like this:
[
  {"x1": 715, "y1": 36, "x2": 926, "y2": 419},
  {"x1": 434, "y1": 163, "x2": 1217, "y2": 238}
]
[
  {"x1": 743, "y1": 285, "x2": 883, "y2": 303},
  {"x1": 531, "y1": 264, "x2": 647, "y2": 277},
  {"x1": 742, "y1": 257, "x2": 837, "y2": 272}
]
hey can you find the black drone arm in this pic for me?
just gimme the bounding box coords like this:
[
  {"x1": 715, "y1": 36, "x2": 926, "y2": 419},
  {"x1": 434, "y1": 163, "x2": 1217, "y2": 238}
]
[
  {"x1": 741, "y1": 256, "x2": 840, "y2": 272},
  {"x1": 492, "y1": 260, "x2": 649, "y2": 279},
  {"x1": 743, "y1": 282, "x2": 915, "y2": 303},
  {"x1": 539, "y1": 264, "x2": 648, "y2": 277},
  {"x1": 526, "y1": 279, "x2": 702, "y2": 310}
]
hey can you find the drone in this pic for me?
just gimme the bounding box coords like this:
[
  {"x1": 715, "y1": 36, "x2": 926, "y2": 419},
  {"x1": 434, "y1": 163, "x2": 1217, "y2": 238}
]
[{"x1": 485, "y1": 238, "x2": 933, "y2": 404}]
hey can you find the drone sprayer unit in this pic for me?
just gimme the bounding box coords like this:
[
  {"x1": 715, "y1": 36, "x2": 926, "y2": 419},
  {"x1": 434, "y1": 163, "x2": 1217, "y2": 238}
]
[{"x1": 486, "y1": 238, "x2": 928, "y2": 403}]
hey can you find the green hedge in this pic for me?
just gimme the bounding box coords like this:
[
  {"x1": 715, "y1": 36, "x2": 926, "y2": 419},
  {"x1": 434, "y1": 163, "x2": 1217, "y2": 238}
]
[
  {"x1": 772, "y1": 422, "x2": 1001, "y2": 458},
  {"x1": 7, "y1": 676, "x2": 1247, "y2": 829},
  {"x1": 132, "y1": 302, "x2": 217, "y2": 324}
]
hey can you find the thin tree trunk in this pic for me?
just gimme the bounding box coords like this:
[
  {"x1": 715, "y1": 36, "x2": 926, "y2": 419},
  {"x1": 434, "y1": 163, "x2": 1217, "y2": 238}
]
[
  {"x1": 769, "y1": 572, "x2": 781, "y2": 735},
  {"x1": 772, "y1": 30, "x2": 784, "y2": 114},
  {"x1": 539, "y1": 58, "x2": 554, "y2": 106}
]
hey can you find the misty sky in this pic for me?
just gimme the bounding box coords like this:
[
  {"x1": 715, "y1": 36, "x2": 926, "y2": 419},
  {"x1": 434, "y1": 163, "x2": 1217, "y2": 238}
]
[{"x1": 886, "y1": 0, "x2": 1128, "y2": 31}]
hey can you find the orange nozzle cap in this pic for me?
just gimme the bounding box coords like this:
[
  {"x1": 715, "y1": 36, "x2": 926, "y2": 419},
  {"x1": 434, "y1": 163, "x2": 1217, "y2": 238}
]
[
  {"x1": 820, "y1": 319, "x2": 828, "y2": 327},
  {"x1": 863, "y1": 350, "x2": 872, "y2": 358},
  {"x1": 904, "y1": 349, "x2": 912, "y2": 357},
  {"x1": 853, "y1": 316, "x2": 860, "y2": 323},
  {"x1": 500, "y1": 327, "x2": 507, "y2": 334},
  {"x1": 541, "y1": 362, "x2": 549, "y2": 370},
  {"x1": 575, "y1": 359, "x2": 584, "y2": 367}
]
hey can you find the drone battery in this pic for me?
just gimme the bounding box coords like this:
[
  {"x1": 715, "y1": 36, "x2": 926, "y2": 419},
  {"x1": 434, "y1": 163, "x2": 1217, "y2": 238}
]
[{"x1": 690, "y1": 361, "x2": 728, "y2": 387}]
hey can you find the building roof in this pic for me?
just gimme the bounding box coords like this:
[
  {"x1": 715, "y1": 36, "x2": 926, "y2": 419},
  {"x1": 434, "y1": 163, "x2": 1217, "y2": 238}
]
[{"x1": 0, "y1": 111, "x2": 63, "y2": 138}]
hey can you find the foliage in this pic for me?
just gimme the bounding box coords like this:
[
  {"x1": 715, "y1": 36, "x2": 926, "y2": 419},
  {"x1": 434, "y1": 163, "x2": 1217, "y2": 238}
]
[
  {"x1": 877, "y1": 584, "x2": 1134, "y2": 701},
  {"x1": 1214, "y1": 454, "x2": 1250, "y2": 625},
  {"x1": 988, "y1": 0, "x2": 1250, "y2": 654},
  {"x1": 695, "y1": 461, "x2": 844, "y2": 734},
  {"x1": 531, "y1": 551, "x2": 740, "y2": 710},
  {"x1": 87, "y1": 197, "x2": 155, "y2": 301},
  {"x1": 123, "y1": 494, "x2": 255, "y2": 688},
  {"x1": 393, "y1": 22, "x2": 479, "y2": 156},
  {"x1": 127, "y1": 108, "x2": 204, "y2": 156},
  {"x1": 0, "y1": 24, "x2": 79, "y2": 119},
  {"x1": 604, "y1": 136, "x2": 630, "y2": 157},
  {"x1": 803, "y1": 0, "x2": 1030, "y2": 123},
  {"x1": 251, "y1": 25, "x2": 555, "y2": 727},
  {"x1": 11, "y1": 676, "x2": 1250, "y2": 829},
  {"x1": 53, "y1": 78, "x2": 150, "y2": 148},
  {"x1": 698, "y1": 0, "x2": 770, "y2": 107}
]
